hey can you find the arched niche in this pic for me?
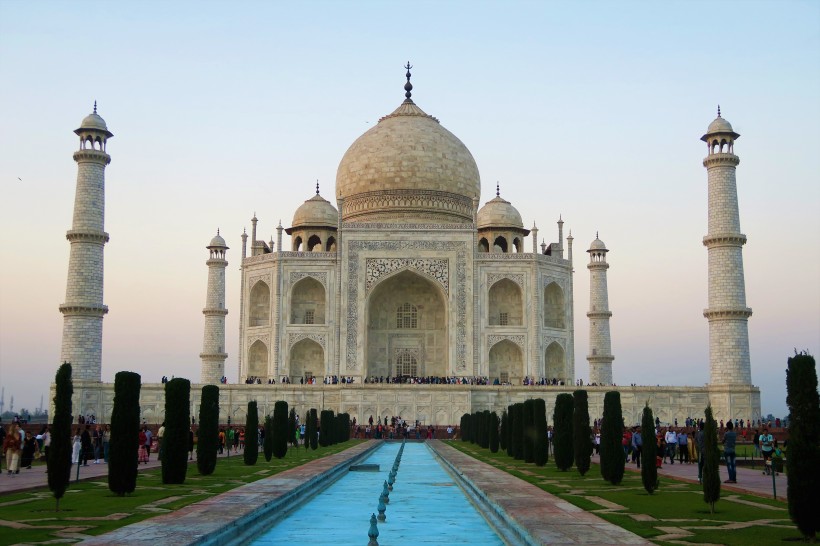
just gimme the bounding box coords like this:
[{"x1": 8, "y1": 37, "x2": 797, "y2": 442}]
[
  {"x1": 292, "y1": 236, "x2": 303, "y2": 252},
  {"x1": 326, "y1": 236, "x2": 336, "y2": 251},
  {"x1": 493, "y1": 236, "x2": 508, "y2": 253},
  {"x1": 247, "y1": 339, "x2": 268, "y2": 379},
  {"x1": 307, "y1": 234, "x2": 322, "y2": 252},
  {"x1": 488, "y1": 339, "x2": 523, "y2": 383},
  {"x1": 488, "y1": 278, "x2": 523, "y2": 326},
  {"x1": 249, "y1": 281, "x2": 270, "y2": 327},
  {"x1": 290, "y1": 277, "x2": 326, "y2": 324},
  {"x1": 543, "y1": 282, "x2": 565, "y2": 328},
  {"x1": 544, "y1": 341, "x2": 565, "y2": 381},
  {"x1": 478, "y1": 237, "x2": 489, "y2": 253},
  {"x1": 366, "y1": 270, "x2": 447, "y2": 379},
  {"x1": 289, "y1": 338, "x2": 324, "y2": 381}
]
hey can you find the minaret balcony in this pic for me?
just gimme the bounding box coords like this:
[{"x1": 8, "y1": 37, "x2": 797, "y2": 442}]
[
  {"x1": 73, "y1": 149, "x2": 111, "y2": 164},
  {"x1": 66, "y1": 230, "x2": 109, "y2": 244},
  {"x1": 586, "y1": 311, "x2": 612, "y2": 319},
  {"x1": 202, "y1": 308, "x2": 229, "y2": 316},
  {"x1": 703, "y1": 307, "x2": 753, "y2": 320},
  {"x1": 59, "y1": 303, "x2": 108, "y2": 316},
  {"x1": 703, "y1": 154, "x2": 739, "y2": 167},
  {"x1": 702, "y1": 233, "x2": 746, "y2": 247}
]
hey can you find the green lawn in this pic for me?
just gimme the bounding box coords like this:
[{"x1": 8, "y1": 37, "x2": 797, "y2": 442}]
[
  {"x1": 0, "y1": 442, "x2": 360, "y2": 546},
  {"x1": 449, "y1": 441, "x2": 800, "y2": 546}
]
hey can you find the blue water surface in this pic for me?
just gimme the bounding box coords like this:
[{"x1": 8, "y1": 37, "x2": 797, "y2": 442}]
[{"x1": 251, "y1": 442, "x2": 504, "y2": 546}]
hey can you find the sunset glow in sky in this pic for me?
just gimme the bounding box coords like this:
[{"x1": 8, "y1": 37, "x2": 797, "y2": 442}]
[{"x1": 1, "y1": 1, "x2": 818, "y2": 418}]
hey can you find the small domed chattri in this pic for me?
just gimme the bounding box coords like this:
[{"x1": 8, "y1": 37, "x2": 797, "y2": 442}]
[{"x1": 208, "y1": 229, "x2": 228, "y2": 249}]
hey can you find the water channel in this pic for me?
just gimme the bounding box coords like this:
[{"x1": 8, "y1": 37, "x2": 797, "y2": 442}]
[{"x1": 250, "y1": 442, "x2": 506, "y2": 545}]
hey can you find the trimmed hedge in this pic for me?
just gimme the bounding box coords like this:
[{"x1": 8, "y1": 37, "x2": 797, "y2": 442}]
[
  {"x1": 49, "y1": 363, "x2": 74, "y2": 509},
  {"x1": 197, "y1": 385, "x2": 219, "y2": 475},
  {"x1": 161, "y1": 378, "x2": 190, "y2": 484}
]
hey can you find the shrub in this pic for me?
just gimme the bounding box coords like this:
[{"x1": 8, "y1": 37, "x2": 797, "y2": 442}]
[
  {"x1": 573, "y1": 390, "x2": 592, "y2": 476},
  {"x1": 161, "y1": 378, "x2": 190, "y2": 484},
  {"x1": 786, "y1": 351, "x2": 820, "y2": 540},
  {"x1": 244, "y1": 401, "x2": 259, "y2": 465},
  {"x1": 196, "y1": 385, "x2": 219, "y2": 475},
  {"x1": 489, "y1": 411, "x2": 499, "y2": 453},
  {"x1": 533, "y1": 398, "x2": 549, "y2": 467},
  {"x1": 108, "y1": 371, "x2": 141, "y2": 495},
  {"x1": 49, "y1": 363, "x2": 74, "y2": 509},
  {"x1": 523, "y1": 399, "x2": 535, "y2": 463},
  {"x1": 460, "y1": 413, "x2": 471, "y2": 442},
  {"x1": 702, "y1": 404, "x2": 720, "y2": 513},
  {"x1": 506, "y1": 405, "x2": 515, "y2": 457},
  {"x1": 553, "y1": 393, "x2": 574, "y2": 471},
  {"x1": 640, "y1": 404, "x2": 658, "y2": 494},
  {"x1": 600, "y1": 391, "x2": 624, "y2": 485},
  {"x1": 308, "y1": 409, "x2": 318, "y2": 450},
  {"x1": 272, "y1": 401, "x2": 289, "y2": 458},
  {"x1": 513, "y1": 403, "x2": 524, "y2": 460},
  {"x1": 499, "y1": 410, "x2": 508, "y2": 451}
]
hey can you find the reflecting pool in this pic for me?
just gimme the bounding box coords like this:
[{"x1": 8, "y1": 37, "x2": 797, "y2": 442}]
[{"x1": 251, "y1": 442, "x2": 505, "y2": 545}]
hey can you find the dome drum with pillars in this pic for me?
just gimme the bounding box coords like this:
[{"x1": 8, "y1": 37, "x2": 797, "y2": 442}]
[
  {"x1": 236, "y1": 64, "x2": 575, "y2": 402},
  {"x1": 285, "y1": 183, "x2": 338, "y2": 252}
]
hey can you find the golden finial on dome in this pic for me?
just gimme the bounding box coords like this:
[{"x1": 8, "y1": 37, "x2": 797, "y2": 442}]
[{"x1": 404, "y1": 62, "x2": 413, "y2": 102}]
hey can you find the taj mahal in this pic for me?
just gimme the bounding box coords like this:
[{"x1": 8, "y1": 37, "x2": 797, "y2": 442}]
[{"x1": 54, "y1": 67, "x2": 761, "y2": 426}]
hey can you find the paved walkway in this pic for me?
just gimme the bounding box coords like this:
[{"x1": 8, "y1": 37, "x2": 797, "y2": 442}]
[{"x1": 593, "y1": 454, "x2": 787, "y2": 500}]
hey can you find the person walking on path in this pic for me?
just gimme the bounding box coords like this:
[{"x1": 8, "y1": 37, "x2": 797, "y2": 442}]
[
  {"x1": 4, "y1": 423, "x2": 22, "y2": 475},
  {"x1": 664, "y1": 427, "x2": 678, "y2": 464},
  {"x1": 142, "y1": 426, "x2": 153, "y2": 462},
  {"x1": 102, "y1": 425, "x2": 111, "y2": 463},
  {"x1": 632, "y1": 426, "x2": 643, "y2": 468},
  {"x1": 678, "y1": 430, "x2": 689, "y2": 464},
  {"x1": 157, "y1": 422, "x2": 165, "y2": 461},
  {"x1": 722, "y1": 420, "x2": 737, "y2": 483}
]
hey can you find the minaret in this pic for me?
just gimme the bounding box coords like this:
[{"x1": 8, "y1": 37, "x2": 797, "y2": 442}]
[
  {"x1": 701, "y1": 108, "x2": 752, "y2": 385},
  {"x1": 200, "y1": 230, "x2": 229, "y2": 384},
  {"x1": 59, "y1": 103, "x2": 112, "y2": 381},
  {"x1": 586, "y1": 233, "x2": 614, "y2": 385}
]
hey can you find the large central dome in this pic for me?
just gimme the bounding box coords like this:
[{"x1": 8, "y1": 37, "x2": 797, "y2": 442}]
[{"x1": 336, "y1": 91, "x2": 481, "y2": 224}]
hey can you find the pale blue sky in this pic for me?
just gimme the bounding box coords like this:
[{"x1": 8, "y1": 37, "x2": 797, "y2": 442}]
[{"x1": 1, "y1": 1, "x2": 818, "y2": 417}]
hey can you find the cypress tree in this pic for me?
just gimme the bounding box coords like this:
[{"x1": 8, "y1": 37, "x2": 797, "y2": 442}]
[
  {"x1": 196, "y1": 385, "x2": 219, "y2": 475},
  {"x1": 786, "y1": 351, "x2": 820, "y2": 540},
  {"x1": 319, "y1": 410, "x2": 333, "y2": 447},
  {"x1": 506, "y1": 404, "x2": 515, "y2": 457},
  {"x1": 263, "y1": 414, "x2": 274, "y2": 461},
  {"x1": 272, "y1": 401, "x2": 289, "y2": 458},
  {"x1": 523, "y1": 399, "x2": 535, "y2": 463},
  {"x1": 479, "y1": 411, "x2": 487, "y2": 448},
  {"x1": 513, "y1": 403, "x2": 524, "y2": 460},
  {"x1": 161, "y1": 378, "x2": 190, "y2": 484},
  {"x1": 573, "y1": 390, "x2": 593, "y2": 476},
  {"x1": 472, "y1": 412, "x2": 480, "y2": 445},
  {"x1": 308, "y1": 409, "x2": 318, "y2": 450},
  {"x1": 533, "y1": 398, "x2": 549, "y2": 467},
  {"x1": 499, "y1": 410, "x2": 508, "y2": 451},
  {"x1": 49, "y1": 363, "x2": 73, "y2": 509},
  {"x1": 702, "y1": 404, "x2": 720, "y2": 513},
  {"x1": 108, "y1": 370, "x2": 140, "y2": 496},
  {"x1": 288, "y1": 408, "x2": 299, "y2": 450},
  {"x1": 640, "y1": 403, "x2": 658, "y2": 494},
  {"x1": 460, "y1": 413, "x2": 470, "y2": 442},
  {"x1": 489, "y1": 411, "x2": 500, "y2": 453},
  {"x1": 244, "y1": 401, "x2": 259, "y2": 465},
  {"x1": 600, "y1": 391, "x2": 625, "y2": 485},
  {"x1": 553, "y1": 393, "x2": 574, "y2": 471}
]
